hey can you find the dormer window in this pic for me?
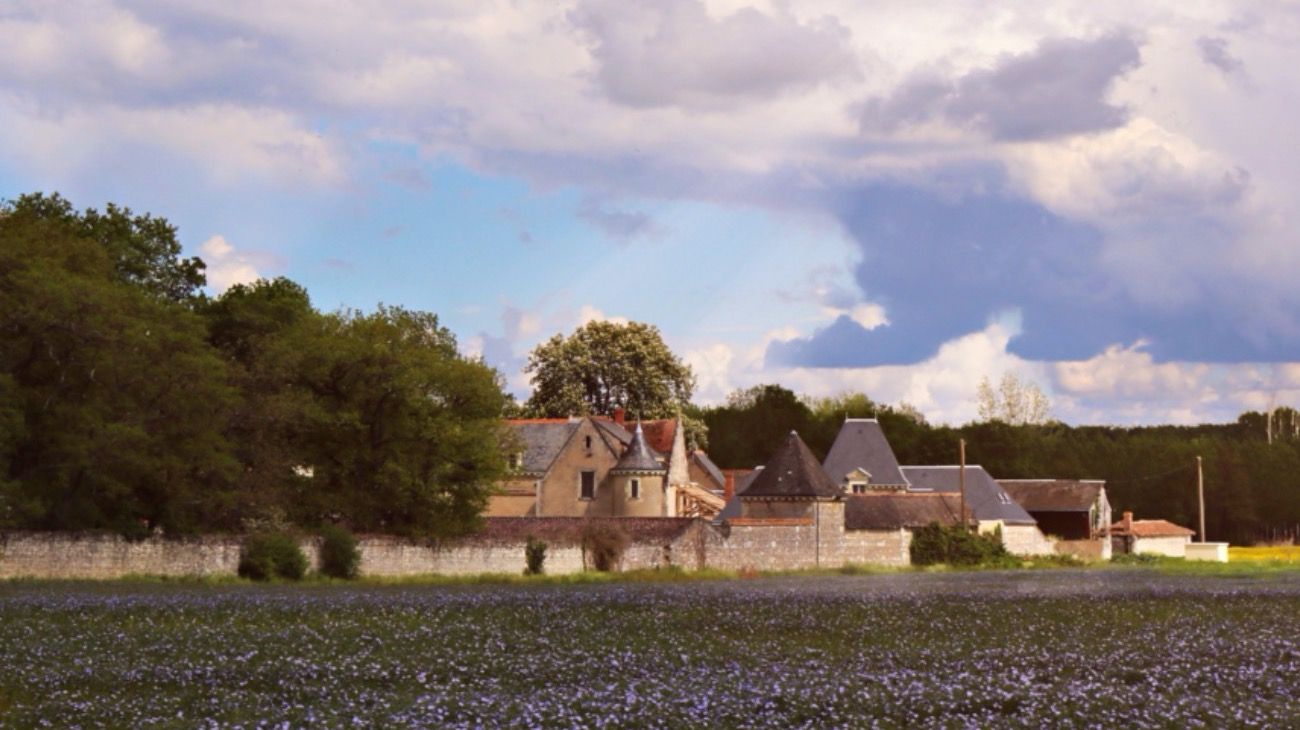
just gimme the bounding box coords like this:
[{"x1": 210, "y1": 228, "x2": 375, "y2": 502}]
[
  {"x1": 508, "y1": 452, "x2": 523, "y2": 470},
  {"x1": 848, "y1": 481, "x2": 868, "y2": 494}
]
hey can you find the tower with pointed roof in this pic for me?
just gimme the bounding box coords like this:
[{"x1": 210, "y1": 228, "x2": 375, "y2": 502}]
[
  {"x1": 609, "y1": 422, "x2": 669, "y2": 517},
  {"x1": 736, "y1": 430, "x2": 843, "y2": 521}
]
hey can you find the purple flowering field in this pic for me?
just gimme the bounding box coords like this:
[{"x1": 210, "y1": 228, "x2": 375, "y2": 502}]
[{"x1": 1, "y1": 570, "x2": 1298, "y2": 727}]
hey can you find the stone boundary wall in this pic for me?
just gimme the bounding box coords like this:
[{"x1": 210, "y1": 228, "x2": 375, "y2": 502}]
[
  {"x1": 0, "y1": 520, "x2": 709, "y2": 579},
  {"x1": 1, "y1": 512, "x2": 920, "y2": 580},
  {"x1": 1054, "y1": 539, "x2": 1110, "y2": 561}
]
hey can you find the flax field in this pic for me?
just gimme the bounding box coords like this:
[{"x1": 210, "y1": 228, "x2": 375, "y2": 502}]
[{"x1": 1, "y1": 570, "x2": 1298, "y2": 728}]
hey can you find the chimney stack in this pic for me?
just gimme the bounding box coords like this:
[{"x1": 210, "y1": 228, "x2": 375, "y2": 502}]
[
  {"x1": 613, "y1": 407, "x2": 625, "y2": 427},
  {"x1": 723, "y1": 471, "x2": 736, "y2": 500},
  {"x1": 1122, "y1": 511, "x2": 1133, "y2": 531}
]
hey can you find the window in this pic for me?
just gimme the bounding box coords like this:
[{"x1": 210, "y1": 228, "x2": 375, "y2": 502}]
[
  {"x1": 580, "y1": 471, "x2": 596, "y2": 500},
  {"x1": 850, "y1": 482, "x2": 867, "y2": 494},
  {"x1": 629, "y1": 478, "x2": 640, "y2": 500},
  {"x1": 508, "y1": 452, "x2": 523, "y2": 470},
  {"x1": 584, "y1": 435, "x2": 593, "y2": 451}
]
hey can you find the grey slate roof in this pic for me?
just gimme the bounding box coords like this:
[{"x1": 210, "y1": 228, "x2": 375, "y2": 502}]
[
  {"x1": 999, "y1": 479, "x2": 1105, "y2": 513},
  {"x1": 900, "y1": 466, "x2": 1037, "y2": 525},
  {"x1": 691, "y1": 451, "x2": 726, "y2": 490},
  {"x1": 593, "y1": 418, "x2": 633, "y2": 447},
  {"x1": 740, "y1": 431, "x2": 842, "y2": 500},
  {"x1": 845, "y1": 493, "x2": 970, "y2": 530},
  {"x1": 508, "y1": 421, "x2": 580, "y2": 474},
  {"x1": 821, "y1": 419, "x2": 910, "y2": 488},
  {"x1": 611, "y1": 423, "x2": 666, "y2": 474}
]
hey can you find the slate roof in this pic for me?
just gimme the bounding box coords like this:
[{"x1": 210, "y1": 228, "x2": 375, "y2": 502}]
[
  {"x1": 740, "y1": 431, "x2": 842, "y2": 500},
  {"x1": 821, "y1": 419, "x2": 910, "y2": 488},
  {"x1": 506, "y1": 420, "x2": 580, "y2": 474},
  {"x1": 592, "y1": 418, "x2": 633, "y2": 447},
  {"x1": 900, "y1": 466, "x2": 1037, "y2": 525},
  {"x1": 845, "y1": 493, "x2": 970, "y2": 530},
  {"x1": 690, "y1": 450, "x2": 726, "y2": 490},
  {"x1": 1109, "y1": 519, "x2": 1195, "y2": 538},
  {"x1": 999, "y1": 479, "x2": 1105, "y2": 512},
  {"x1": 612, "y1": 423, "x2": 667, "y2": 474}
]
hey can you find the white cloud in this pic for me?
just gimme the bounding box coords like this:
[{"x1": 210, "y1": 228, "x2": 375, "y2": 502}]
[
  {"x1": 199, "y1": 234, "x2": 262, "y2": 293},
  {"x1": 577, "y1": 304, "x2": 629, "y2": 327}
]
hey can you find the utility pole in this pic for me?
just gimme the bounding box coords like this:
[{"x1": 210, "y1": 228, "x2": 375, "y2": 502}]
[
  {"x1": 959, "y1": 439, "x2": 967, "y2": 531},
  {"x1": 1197, "y1": 455, "x2": 1206, "y2": 543}
]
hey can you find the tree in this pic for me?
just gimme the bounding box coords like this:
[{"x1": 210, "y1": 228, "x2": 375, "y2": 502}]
[
  {"x1": 4, "y1": 192, "x2": 206, "y2": 303},
  {"x1": 0, "y1": 197, "x2": 236, "y2": 534},
  {"x1": 202, "y1": 278, "x2": 322, "y2": 527},
  {"x1": 700, "y1": 385, "x2": 813, "y2": 468},
  {"x1": 524, "y1": 320, "x2": 695, "y2": 420},
  {"x1": 295, "y1": 306, "x2": 510, "y2": 536},
  {"x1": 975, "y1": 372, "x2": 1052, "y2": 425}
]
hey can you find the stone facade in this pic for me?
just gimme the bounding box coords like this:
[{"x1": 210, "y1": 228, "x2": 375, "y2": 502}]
[{"x1": 997, "y1": 524, "x2": 1057, "y2": 556}]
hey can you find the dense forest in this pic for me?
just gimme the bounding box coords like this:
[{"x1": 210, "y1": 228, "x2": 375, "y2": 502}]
[
  {"x1": 0, "y1": 193, "x2": 508, "y2": 538},
  {"x1": 693, "y1": 386, "x2": 1300, "y2": 545}
]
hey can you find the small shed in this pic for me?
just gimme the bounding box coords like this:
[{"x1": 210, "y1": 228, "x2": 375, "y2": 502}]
[{"x1": 1109, "y1": 512, "x2": 1195, "y2": 557}]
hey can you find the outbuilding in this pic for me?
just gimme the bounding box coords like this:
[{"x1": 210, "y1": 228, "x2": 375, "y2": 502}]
[{"x1": 1109, "y1": 512, "x2": 1195, "y2": 557}]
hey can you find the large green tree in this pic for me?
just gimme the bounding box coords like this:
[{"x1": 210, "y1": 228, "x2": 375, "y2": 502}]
[
  {"x1": 524, "y1": 320, "x2": 695, "y2": 420},
  {"x1": 295, "y1": 306, "x2": 510, "y2": 536},
  {"x1": 0, "y1": 197, "x2": 236, "y2": 534},
  {"x1": 5, "y1": 192, "x2": 206, "y2": 303}
]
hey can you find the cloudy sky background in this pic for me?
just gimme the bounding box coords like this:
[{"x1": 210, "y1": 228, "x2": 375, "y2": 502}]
[{"x1": 3, "y1": 0, "x2": 1299, "y2": 424}]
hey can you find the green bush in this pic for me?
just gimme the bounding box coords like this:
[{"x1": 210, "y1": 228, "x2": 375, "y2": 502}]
[
  {"x1": 580, "y1": 522, "x2": 630, "y2": 572},
  {"x1": 1111, "y1": 552, "x2": 1161, "y2": 565},
  {"x1": 524, "y1": 535, "x2": 547, "y2": 576},
  {"x1": 910, "y1": 522, "x2": 1012, "y2": 567},
  {"x1": 238, "y1": 533, "x2": 308, "y2": 581},
  {"x1": 319, "y1": 525, "x2": 361, "y2": 579}
]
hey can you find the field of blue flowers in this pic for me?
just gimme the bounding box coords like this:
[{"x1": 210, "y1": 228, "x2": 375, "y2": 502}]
[{"x1": 1, "y1": 570, "x2": 1298, "y2": 727}]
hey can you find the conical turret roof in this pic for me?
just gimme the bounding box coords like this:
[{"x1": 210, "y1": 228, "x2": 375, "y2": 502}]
[
  {"x1": 611, "y1": 422, "x2": 666, "y2": 474},
  {"x1": 740, "y1": 430, "x2": 842, "y2": 500}
]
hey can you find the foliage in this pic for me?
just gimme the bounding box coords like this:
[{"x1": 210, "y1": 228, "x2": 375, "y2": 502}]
[
  {"x1": 524, "y1": 535, "x2": 547, "y2": 576},
  {"x1": 318, "y1": 525, "x2": 361, "y2": 579},
  {"x1": 294, "y1": 306, "x2": 509, "y2": 536},
  {"x1": 4, "y1": 192, "x2": 206, "y2": 303},
  {"x1": 1, "y1": 192, "x2": 510, "y2": 538},
  {"x1": 975, "y1": 372, "x2": 1051, "y2": 425},
  {"x1": 580, "y1": 521, "x2": 630, "y2": 572},
  {"x1": 0, "y1": 194, "x2": 237, "y2": 534},
  {"x1": 238, "y1": 533, "x2": 308, "y2": 581},
  {"x1": 909, "y1": 523, "x2": 1012, "y2": 567},
  {"x1": 523, "y1": 321, "x2": 695, "y2": 421}
]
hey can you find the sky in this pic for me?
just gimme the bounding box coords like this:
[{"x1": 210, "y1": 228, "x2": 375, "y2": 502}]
[{"x1": 3, "y1": 0, "x2": 1299, "y2": 425}]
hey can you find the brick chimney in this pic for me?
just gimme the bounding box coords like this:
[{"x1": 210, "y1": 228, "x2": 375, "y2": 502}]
[
  {"x1": 1122, "y1": 511, "x2": 1133, "y2": 532},
  {"x1": 723, "y1": 471, "x2": 736, "y2": 501},
  {"x1": 613, "y1": 407, "x2": 625, "y2": 427}
]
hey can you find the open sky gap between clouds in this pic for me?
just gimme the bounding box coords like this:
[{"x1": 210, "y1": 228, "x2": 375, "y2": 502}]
[{"x1": 2, "y1": 0, "x2": 1298, "y2": 424}]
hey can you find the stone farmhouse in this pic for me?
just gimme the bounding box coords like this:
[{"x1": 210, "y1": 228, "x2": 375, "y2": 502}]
[{"x1": 488, "y1": 410, "x2": 724, "y2": 519}]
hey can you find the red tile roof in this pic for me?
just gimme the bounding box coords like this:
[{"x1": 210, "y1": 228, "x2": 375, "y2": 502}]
[
  {"x1": 637, "y1": 419, "x2": 677, "y2": 454},
  {"x1": 1109, "y1": 519, "x2": 1195, "y2": 538}
]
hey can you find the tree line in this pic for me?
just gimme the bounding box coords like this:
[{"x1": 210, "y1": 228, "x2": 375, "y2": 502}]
[
  {"x1": 1, "y1": 193, "x2": 508, "y2": 538},
  {"x1": 691, "y1": 385, "x2": 1300, "y2": 546}
]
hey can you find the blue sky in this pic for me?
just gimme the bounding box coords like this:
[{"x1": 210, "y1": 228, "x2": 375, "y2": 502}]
[{"x1": 3, "y1": 0, "x2": 1299, "y2": 424}]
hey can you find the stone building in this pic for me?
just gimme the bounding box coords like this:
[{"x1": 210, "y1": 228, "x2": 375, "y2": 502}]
[
  {"x1": 487, "y1": 412, "x2": 722, "y2": 518},
  {"x1": 900, "y1": 465, "x2": 1054, "y2": 555}
]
